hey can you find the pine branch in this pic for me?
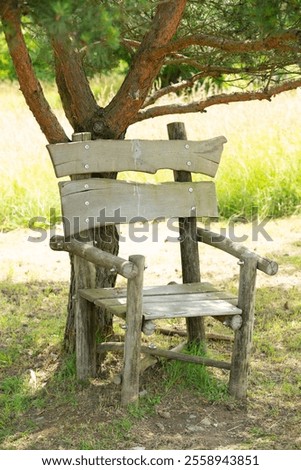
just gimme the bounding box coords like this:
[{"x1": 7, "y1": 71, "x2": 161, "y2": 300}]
[
  {"x1": 161, "y1": 30, "x2": 301, "y2": 55},
  {"x1": 136, "y1": 78, "x2": 301, "y2": 122},
  {"x1": 142, "y1": 63, "x2": 293, "y2": 108}
]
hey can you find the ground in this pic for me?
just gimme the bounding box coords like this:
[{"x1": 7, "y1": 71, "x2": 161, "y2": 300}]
[{"x1": 1, "y1": 217, "x2": 301, "y2": 450}]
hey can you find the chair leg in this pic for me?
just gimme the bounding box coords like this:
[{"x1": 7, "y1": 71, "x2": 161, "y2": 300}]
[
  {"x1": 229, "y1": 254, "x2": 258, "y2": 399},
  {"x1": 121, "y1": 255, "x2": 145, "y2": 406},
  {"x1": 76, "y1": 295, "x2": 96, "y2": 380}
]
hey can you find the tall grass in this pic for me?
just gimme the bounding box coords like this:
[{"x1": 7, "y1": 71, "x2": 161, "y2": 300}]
[{"x1": 1, "y1": 81, "x2": 301, "y2": 231}]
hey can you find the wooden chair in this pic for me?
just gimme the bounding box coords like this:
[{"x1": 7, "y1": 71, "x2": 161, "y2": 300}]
[{"x1": 47, "y1": 122, "x2": 278, "y2": 405}]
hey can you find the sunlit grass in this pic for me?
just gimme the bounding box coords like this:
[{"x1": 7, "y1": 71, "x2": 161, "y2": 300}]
[{"x1": 1, "y1": 82, "x2": 301, "y2": 230}]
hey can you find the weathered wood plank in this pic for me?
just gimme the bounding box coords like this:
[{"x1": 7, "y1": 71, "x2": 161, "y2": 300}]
[
  {"x1": 143, "y1": 299, "x2": 241, "y2": 319},
  {"x1": 47, "y1": 136, "x2": 227, "y2": 178},
  {"x1": 93, "y1": 296, "x2": 241, "y2": 319},
  {"x1": 121, "y1": 255, "x2": 145, "y2": 406},
  {"x1": 78, "y1": 281, "x2": 219, "y2": 302},
  {"x1": 60, "y1": 179, "x2": 218, "y2": 237}
]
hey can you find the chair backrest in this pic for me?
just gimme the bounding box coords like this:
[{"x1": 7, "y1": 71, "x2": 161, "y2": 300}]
[{"x1": 47, "y1": 134, "x2": 226, "y2": 238}]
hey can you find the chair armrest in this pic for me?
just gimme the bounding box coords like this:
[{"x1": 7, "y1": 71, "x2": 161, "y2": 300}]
[
  {"x1": 196, "y1": 227, "x2": 278, "y2": 276},
  {"x1": 50, "y1": 235, "x2": 138, "y2": 279}
]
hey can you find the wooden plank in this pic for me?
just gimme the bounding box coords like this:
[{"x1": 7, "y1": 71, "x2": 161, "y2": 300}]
[
  {"x1": 168, "y1": 122, "x2": 205, "y2": 344},
  {"x1": 60, "y1": 179, "x2": 218, "y2": 237},
  {"x1": 121, "y1": 255, "x2": 145, "y2": 406},
  {"x1": 143, "y1": 299, "x2": 241, "y2": 319},
  {"x1": 93, "y1": 296, "x2": 241, "y2": 319},
  {"x1": 79, "y1": 281, "x2": 219, "y2": 302},
  {"x1": 47, "y1": 136, "x2": 227, "y2": 178}
]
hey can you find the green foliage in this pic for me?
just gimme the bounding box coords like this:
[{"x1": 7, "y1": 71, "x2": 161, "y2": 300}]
[
  {"x1": 1, "y1": 0, "x2": 299, "y2": 89},
  {"x1": 0, "y1": 32, "x2": 15, "y2": 80},
  {"x1": 24, "y1": 0, "x2": 152, "y2": 77}
]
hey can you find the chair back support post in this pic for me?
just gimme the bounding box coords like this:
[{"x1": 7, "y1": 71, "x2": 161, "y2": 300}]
[
  {"x1": 121, "y1": 254, "x2": 145, "y2": 405},
  {"x1": 167, "y1": 122, "x2": 206, "y2": 344}
]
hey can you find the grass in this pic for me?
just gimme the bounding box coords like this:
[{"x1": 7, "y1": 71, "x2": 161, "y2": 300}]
[
  {"x1": 1, "y1": 80, "x2": 301, "y2": 449},
  {"x1": 162, "y1": 343, "x2": 228, "y2": 401},
  {"x1": 1, "y1": 276, "x2": 301, "y2": 449},
  {"x1": 1, "y1": 83, "x2": 301, "y2": 230}
]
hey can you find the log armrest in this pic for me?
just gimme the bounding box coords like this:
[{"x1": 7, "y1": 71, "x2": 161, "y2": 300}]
[
  {"x1": 50, "y1": 235, "x2": 138, "y2": 279},
  {"x1": 196, "y1": 227, "x2": 278, "y2": 276}
]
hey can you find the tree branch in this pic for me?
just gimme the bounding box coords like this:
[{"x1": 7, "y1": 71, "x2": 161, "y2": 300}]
[
  {"x1": 136, "y1": 78, "x2": 301, "y2": 122},
  {"x1": 0, "y1": 1, "x2": 68, "y2": 144},
  {"x1": 142, "y1": 63, "x2": 285, "y2": 108},
  {"x1": 161, "y1": 30, "x2": 301, "y2": 55},
  {"x1": 51, "y1": 35, "x2": 99, "y2": 131},
  {"x1": 100, "y1": 0, "x2": 188, "y2": 138},
  {"x1": 121, "y1": 38, "x2": 141, "y2": 52},
  {"x1": 142, "y1": 71, "x2": 212, "y2": 108}
]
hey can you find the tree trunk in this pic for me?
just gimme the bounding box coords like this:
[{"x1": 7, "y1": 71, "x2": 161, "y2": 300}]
[
  {"x1": 63, "y1": 132, "x2": 119, "y2": 353},
  {"x1": 64, "y1": 225, "x2": 119, "y2": 354}
]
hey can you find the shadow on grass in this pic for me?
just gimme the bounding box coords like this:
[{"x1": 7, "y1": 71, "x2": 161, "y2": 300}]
[{"x1": 1, "y1": 280, "x2": 301, "y2": 450}]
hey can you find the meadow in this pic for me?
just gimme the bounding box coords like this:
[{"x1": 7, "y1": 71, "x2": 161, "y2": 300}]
[
  {"x1": 0, "y1": 81, "x2": 301, "y2": 450},
  {"x1": 1, "y1": 81, "x2": 301, "y2": 231}
]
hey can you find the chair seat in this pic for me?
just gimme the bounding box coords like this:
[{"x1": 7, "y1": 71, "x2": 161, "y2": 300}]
[{"x1": 79, "y1": 282, "x2": 241, "y2": 320}]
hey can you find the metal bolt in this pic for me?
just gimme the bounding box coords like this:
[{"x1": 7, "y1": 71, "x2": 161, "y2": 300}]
[
  {"x1": 85, "y1": 144, "x2": 89, "y2": 150},
  {"x1": 188, "y1": 187, "x2": 193, "y2": 193},
  {"x1": 186, "y1": 160, "x2": 192, "y2": 166},
  {"x1": 84, "y1": 164, "x2": 89, "y2": 169},
  {"x1": 110, "y1": 267, "x2": 117, "y2": 273},
  {"x1": 185, "y1": 144, "x2": 190, "y2": 149},
  {"x1": 85, "y1": 201, "x2": 89, "y2": 206},
  {"x1": 191, "y1": 206, "x2": 196, "y2": 211},
  {"x1": 148, "y1": 343, "x2": 157, "y2": 350},
  {"x1": 85, "y1": 218, "x2": 89, "y2": 223},
  {"x1": 84, "y1": 184, "x2": 89, "y2": 189},
  {"x1": 120, "y1": 323, "x2": 127, "y2": 330},
  {"x1": 237, "y1": 260, "x2": 244, "y2": 266}
]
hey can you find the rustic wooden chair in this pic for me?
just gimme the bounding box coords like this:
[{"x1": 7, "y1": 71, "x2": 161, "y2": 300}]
[{"x1": 47, "y1": 122, "x2": 278, "y2": 405}]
